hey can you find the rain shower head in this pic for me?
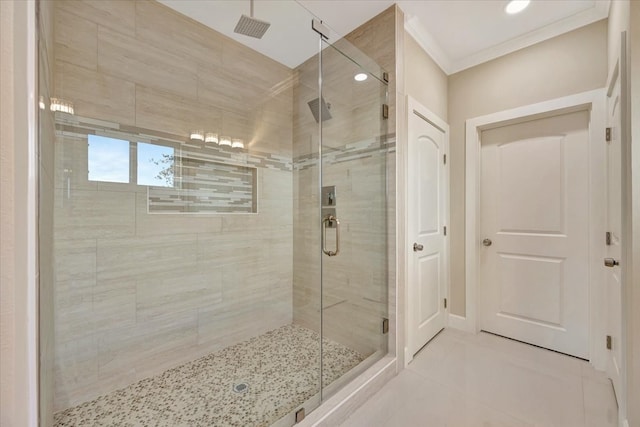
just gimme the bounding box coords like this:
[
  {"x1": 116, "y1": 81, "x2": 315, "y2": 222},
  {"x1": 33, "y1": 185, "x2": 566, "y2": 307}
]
[
  {"x1": 234, "y1": 0, "x2": 271, "y2": 39},
  {"x1": 307, "y1": 97, "x2": 332, "y2": 123}
]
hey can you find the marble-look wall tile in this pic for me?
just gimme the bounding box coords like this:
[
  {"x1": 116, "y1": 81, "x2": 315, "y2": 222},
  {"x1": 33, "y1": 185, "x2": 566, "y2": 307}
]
[
  {"x1": 96, "y1": 234, "x2": 198, "y2": 281},
  {"x1": 197, "y1": 66, "x2": 262, "y2": 115},
  {"x1": 98, "y1": 26, "x2": 198, "y2": 98},
  {"x1": 197, "y1": 303, "x2": 288, "y2": 352},
  {"x1": 134, "y1": 0, "x2": 224, "y2": 68},
  {"x1": 135, "y1": 267, "x2": 223, "y2": 322},
  {"x1": 54, "y1": 239, "x2": 96, "y2": 282},
  {"x1": 134, "y1": 193, "x2": 224, "y2": 236},
  {"x1": 97, "y1": 312, "x2": 199, "y2": 381},
  {"x1": 55, "y1": 189, "x2": 136, "y2": 240},
  {"x1": 54, "y1": 7, "x2": 97, "y2": 70},
  {"x1": 57, "y1": 0, "x2": 136, "y2": 37},
  {"x1": 54, "y1": 61, "x2": 136, "y2": 125},
  {"x1": 53, "y1": 335, "x2": 99, "y2": 411},
  {"x1": 54, "y1": 280, "x2": 95, "y2": 343},
  {"x1": 92, "y1": 280, "x2": 137, "y2": 334},
  {"x1": 135, "y1": 85, "x2": 222, "y2": 137}
]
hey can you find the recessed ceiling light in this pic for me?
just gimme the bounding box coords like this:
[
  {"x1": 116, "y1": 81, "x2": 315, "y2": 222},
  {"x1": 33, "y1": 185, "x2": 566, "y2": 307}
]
[
  {"x1": 354, "y1": 73, "x2": 368, "y2": 82},
  {"x1": 505, "y1": 0, "x2": 530, "y2": 14}
]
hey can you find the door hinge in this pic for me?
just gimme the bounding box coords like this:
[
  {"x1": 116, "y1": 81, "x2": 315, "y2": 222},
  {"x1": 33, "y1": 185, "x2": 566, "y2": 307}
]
[
  {"x1": 382, "y1": 318, "x2": 389, "y2": 334},
  {"x1": 606, "y1": 127, "x2": 612, "y2": 142},
  {"x1": 382, "y1": 104, "x2": 389, "y2": 119},
  {"x1": 382, "y1": 72, "x2": 389, "y2": 83},
  {"x1": 443, "y1": 226, "x2": 447, "y2": 236},
  {"x1": 606, "y1": 335, "x2": 612, "y2": 350},
  {"x1": 444, "y1": 298, "x2": 447, "y2": 309},
  {"x1": 606, "y1": 231, "x2": 612, "y2": 246},
  {"x1": 443, "y1": 154, "x2": 447, "y2": 165}
]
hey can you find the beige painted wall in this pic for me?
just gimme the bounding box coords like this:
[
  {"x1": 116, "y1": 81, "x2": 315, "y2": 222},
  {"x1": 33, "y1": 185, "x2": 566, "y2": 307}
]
[
  {"x1": 404, "y1": 32, "x2": 448, "y2": 121},
  {"x1": 608, "y1": 0, "x2": 630, "y2": 75},
  {"x1": 447, "y1": 20, "x2": 608, "y2": 315}
]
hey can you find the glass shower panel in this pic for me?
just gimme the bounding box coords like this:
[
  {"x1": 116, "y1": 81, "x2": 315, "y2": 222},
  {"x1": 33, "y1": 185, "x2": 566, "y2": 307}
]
[
  {"x1": 319, "y1": 39, "x2": 389, "y2": 398},
  {"x1": 41, "y1": 0, "x2": 390, "y2": 424},
  {"x1": 46, "y1": 1, "x2": 323, "y2": 425}
]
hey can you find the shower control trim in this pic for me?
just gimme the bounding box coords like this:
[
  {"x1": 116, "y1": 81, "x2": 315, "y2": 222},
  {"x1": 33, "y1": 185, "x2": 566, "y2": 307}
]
[
  {"x1": 322, "y1": 185, "x2": 336, "y2": 207},
  {"x1": 322, "y1": 215, "x2": 340, "y2": 257}
]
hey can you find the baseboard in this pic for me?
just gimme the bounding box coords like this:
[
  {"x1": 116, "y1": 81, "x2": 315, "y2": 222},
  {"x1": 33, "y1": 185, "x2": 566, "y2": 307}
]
[
  {"x1": 404, "y1": 346, "x2": 412, "y2": 367},
  {"x1": 448, "y1": 313, "x2": 473, "y2": 332}
]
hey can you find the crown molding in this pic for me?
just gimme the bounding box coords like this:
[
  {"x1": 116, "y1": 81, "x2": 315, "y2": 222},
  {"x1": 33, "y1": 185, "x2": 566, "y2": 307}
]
[
  {"x1": 404, "y1": 15, "x2": 453, "y2": 75},
  {"x1": 404, "y1": 0, "x2": 610, "y2": 76}
]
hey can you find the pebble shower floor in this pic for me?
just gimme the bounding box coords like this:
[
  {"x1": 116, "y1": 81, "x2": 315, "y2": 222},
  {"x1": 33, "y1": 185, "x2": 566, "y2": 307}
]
[{"x1": 53, "y1": 324, "x2": 364, "y2": 426}]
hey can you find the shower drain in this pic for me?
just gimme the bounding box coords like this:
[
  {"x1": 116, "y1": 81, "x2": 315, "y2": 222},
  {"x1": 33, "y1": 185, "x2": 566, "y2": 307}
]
[{"x1": 233, "y1": 382, "x2": 249, "y2": 394}]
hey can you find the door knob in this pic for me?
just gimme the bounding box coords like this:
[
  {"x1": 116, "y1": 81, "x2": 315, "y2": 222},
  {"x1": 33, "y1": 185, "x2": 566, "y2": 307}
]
[
  {"x1": 604, "y1": 258, "x2": 619, "y2": 267},
  {"x1": 413, "y1": 243, "x2": 424, "y2": 252},
  {"x1": 482, "y1": 238, "x2": 492, "y2": 247}
]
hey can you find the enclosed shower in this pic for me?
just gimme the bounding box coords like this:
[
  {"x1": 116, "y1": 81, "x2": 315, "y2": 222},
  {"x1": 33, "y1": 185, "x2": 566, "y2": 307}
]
[{"x1": 37, "y1": 1, "x2": 394, "y2": 425}]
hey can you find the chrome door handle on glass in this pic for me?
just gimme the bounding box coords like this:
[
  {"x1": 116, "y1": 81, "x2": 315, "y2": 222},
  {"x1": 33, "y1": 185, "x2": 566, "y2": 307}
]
[
  {"x1": 413, "y1": 243, "x2": 424, "y2": 252},
  {"x1": 322, "y1": 215, "x2": 340, "y2": 257},
  {"x1": 482, "y1": 238, "x2": 492, "y2": 247},
  {"x1": 604, "y1": 258, "x2": 619, "y2": 267}
]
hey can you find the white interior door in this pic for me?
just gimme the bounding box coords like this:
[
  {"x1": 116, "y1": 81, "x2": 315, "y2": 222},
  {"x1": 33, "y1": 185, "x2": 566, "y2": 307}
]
[
  {"x1": 408, "y1": 101, "x2": 448, "y2": 357},
  {"x1": 479, "y1": 110, "x2": 590, "y2": 359},
  {"x1": 605, "y1": 63, "x2": 623, "y2": 402}
]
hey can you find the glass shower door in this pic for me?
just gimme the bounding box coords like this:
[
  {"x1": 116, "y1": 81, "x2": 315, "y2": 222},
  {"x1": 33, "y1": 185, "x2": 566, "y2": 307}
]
[{"x1": 319, "y1": 38, "x2": 389, "y2": 398}]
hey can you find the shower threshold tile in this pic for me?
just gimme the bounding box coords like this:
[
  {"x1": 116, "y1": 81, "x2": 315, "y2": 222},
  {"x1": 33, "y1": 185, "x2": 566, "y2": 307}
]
[{"x1": 54, "y1": 324, "x2": 364, "y2": 427}]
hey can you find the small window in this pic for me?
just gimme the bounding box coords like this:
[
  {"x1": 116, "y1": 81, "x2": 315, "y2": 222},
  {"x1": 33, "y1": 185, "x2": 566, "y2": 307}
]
[
  {"x1": 88, "y1": 135, "x2": 130, "y2": 183},
  {"x1": 137, "y1": 142, "x2": 175, "y2": 187}
]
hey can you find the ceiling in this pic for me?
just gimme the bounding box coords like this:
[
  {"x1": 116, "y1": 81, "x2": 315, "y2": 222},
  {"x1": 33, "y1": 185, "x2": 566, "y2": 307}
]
[{"x1": 161, "y1": 0, "x2": 610, "y2": 74}]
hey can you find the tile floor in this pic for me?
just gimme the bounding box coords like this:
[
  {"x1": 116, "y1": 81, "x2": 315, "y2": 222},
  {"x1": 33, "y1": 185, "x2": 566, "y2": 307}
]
[
  {"x1": 341, "y1": 328, "x2": 618, "y2": 427},
  {"x1": 54, "y1": 324, "x2": 363, "y2": 427}
]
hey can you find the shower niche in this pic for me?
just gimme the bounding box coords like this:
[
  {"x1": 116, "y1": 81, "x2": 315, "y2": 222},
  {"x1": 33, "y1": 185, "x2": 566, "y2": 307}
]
[{"x1": 39, "y1": 1, "x2": 393, "y2": 425}]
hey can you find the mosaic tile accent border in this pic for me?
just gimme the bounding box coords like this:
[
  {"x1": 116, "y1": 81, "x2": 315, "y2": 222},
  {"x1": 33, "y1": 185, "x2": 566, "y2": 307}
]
[
  {"x1": 55, "y1": 113, "x2": 293, "y2": 172},
  {"x1": 55, "y1": 113, "x2": 276, "y2": 214},
  {"x1": 293, "y1": 134, "x2": 396, "y2": 171},
  {"x1": 53, "y1": 324, "x2": 364, "y2": 427},
  {"x1": 55, "y1": 113, "x2": 393, "y2": 213},
  {"x1": 148, "y1": 159, "x2": 258, "y2": 214}
]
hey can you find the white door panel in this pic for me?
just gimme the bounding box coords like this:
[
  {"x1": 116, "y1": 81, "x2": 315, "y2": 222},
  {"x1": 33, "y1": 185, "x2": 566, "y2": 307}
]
[
  {"x1": 480, "y1": 110, "x2": 590, "y2": 358},
  {"x1": 418, "y1": 253, "x2": 441, "y2": 327},
  {"x1": 497, "y1": 254, "x2": 564, "y2": 326},
  {"x1": 408, "y1": 103, "x2": 448, "y2": 357},
  {"x1": 497, "y1": 137, "x2": 565, "y2": 233}
]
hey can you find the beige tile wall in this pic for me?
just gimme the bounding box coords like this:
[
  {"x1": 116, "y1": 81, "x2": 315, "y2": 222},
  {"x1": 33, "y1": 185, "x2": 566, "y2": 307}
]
[
  {"x1": 52, "y1": 0, "x2": 294, "y2": 411},
  {"x1": 292, "y1": 7, "x2": 396, "y2": 358}
]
